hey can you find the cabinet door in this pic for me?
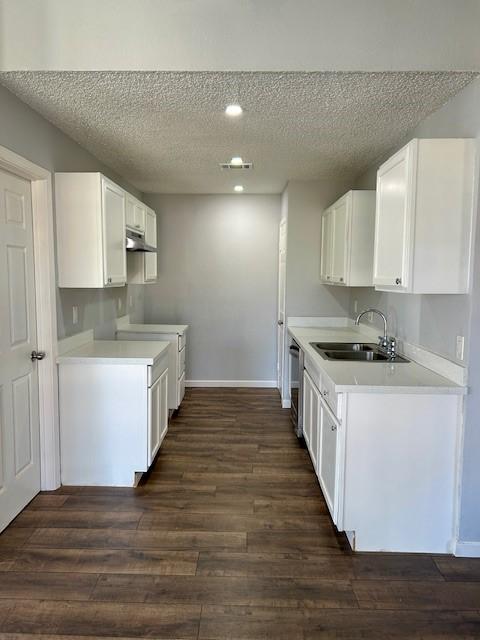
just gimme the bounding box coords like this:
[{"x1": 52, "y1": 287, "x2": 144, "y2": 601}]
[
  {"x1": 373, "y1": 144, "x2": 413, "y2": 291},
  {"x1": 125, "y1": 195, "x2": 136, "y2": 229},
  {"x1": 148, "y1": 369, "x2": 168, "y2": 466},
  {"x1": 303, "y1": 371, "x2": 312, "y2": 450},
  {"x1": 145, "y1": 208, "x2": 157, "y2": 248},
  {"x1": 303, "y1": 370, "x2": 320, "y2": 473},
  {"x1": 144, "y1": 208, "x2": 157, "y2": 283},
  {"x1": 319, "y1": 397, "x2": 338, "y2": 519},
  {"x1": 320, "y1": 209, "x2": 334, "y2": 282},
  {"x1": 331, "y1": 199, "x2": 348, "y2": 284},
  {"x1": 102, "y1": 178, "x2": 126, "y2": 286}
]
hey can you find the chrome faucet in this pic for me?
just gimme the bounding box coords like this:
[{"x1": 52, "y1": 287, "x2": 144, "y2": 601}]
[{"x1": 355, "y1": 308, "x2": 396, "y2": 357}]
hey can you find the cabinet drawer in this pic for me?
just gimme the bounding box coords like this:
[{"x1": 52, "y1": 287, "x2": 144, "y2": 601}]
[
  {"x1": 148, "y1": 354, "x2": 168, "y2": 388},
  {"x1": 179, "y1": 346, "x2": 186, "y2": 379},
  {"x1": 321, "y1": 374, "x2": 339, "y2": 417},
  {"x1": 178, "y1": 333, "x2": 186, "y2": 351}
]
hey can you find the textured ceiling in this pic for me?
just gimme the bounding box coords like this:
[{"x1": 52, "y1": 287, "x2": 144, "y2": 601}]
[{"x1": 0, "y1": 71, "x2": 476, "y2": 194}]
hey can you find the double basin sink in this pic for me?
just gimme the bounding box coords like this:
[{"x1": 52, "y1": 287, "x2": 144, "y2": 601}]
[{"x1": 310, "y1": 342, "x2": 409, "y2": 363}]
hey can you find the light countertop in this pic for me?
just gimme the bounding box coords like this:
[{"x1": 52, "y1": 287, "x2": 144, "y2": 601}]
[
  {"x1": 57, "y1": 340, "x2": 170, "y2": 365},
  {"x1": 289, "y1": 326, "x2": 466, "y2": 395},
  {"x1": 116, "y1": 323, "x2": 189, "y2": 335}
]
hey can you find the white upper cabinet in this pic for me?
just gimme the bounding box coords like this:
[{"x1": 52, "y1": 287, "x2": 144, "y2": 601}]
[
  {"x1": 126, "y1": 194, "x2": 146, "y2": 233},
  {"x1": 55, "y1": 173, "x2": 127, "y2": 288},
  {"x1": 320, "y1": 190, "x2": 376, "y2": 287},
  {"x1": 127, "y1": 206, "x2": 158, "y2": 284},
  {"x1": 320, "y1": 208, "x2": 334, "y2": 283},
  {"x1": 373, "y1": 138, "x2": 475, "y2": 294}
]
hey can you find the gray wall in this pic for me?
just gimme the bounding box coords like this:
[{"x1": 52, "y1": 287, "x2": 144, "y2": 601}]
[
  {"x1": 142, "y1": 194, "x2": 280, "y2": 382},
  {"x1": 3, "y1": 0, "x2": 480, "y2": 72},
  {"x1": 285, "y1": 180, "x2": 352, "y2": 319},
  {"x1": 351, "y1": 77, "x2": 480, "y2": 543},
  {"x1": 0, "y1": 83, "x2": 145, "y2": 339}
]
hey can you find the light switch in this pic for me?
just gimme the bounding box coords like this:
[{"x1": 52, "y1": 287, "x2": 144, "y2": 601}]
[
  {"x1": 456, "y1": 336, "x2": 465, "y2": 361},
  {"x1": 353, "y1": 300, "x2": 358, "y2": 313},
  {"x1": 129, "y1": 295, "x2": 134, "y2": 309},
  {"x1": 368, "y1": 311, "x2": 374, "y2": 323},
  {"x1": 117, "y1": 298, "x2": 122, "y2": 312},
  {"x1": 72, "y1": 306, "x2": 78, "y2": 325}
]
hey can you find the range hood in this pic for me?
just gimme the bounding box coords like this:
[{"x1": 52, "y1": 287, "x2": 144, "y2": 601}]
[{"x1": 126, "y1": 229, "x2": 156, "y2": 253}]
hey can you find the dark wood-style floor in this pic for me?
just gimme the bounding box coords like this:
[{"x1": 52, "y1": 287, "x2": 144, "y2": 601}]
[{"x1": 1, "y1": 388, "x2": 480, "y2": 639}]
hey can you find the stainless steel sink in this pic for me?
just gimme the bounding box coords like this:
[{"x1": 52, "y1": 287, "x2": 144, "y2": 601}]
[
  {"x1": 312, "y1": 342, "x2": 375, "y2": 352},
  {"x1": 310, "y1": 342, "x2": 409, "y2": 363}
]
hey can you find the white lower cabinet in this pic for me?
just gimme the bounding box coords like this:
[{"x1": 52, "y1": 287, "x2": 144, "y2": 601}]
[
  {"x1": 302, "y1": 360, "x2": 461, "y2": 553},
  {"x1": 303, "y1": 370, "x2": 320, "y2": 474},
  {"x1": 116, "y1": 325, "x2": 188, "y2": 411},
  {"x1": 148, "y1": 368, "x2": 168, "y2": 465},
  {"x1": 318, "y1": 398, "x2": 338, "y2": 518},
  {"x1": 58, "y1": 352, "x2": 169, "y2": 487}
]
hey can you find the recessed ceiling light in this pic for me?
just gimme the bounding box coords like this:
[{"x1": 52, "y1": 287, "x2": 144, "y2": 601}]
[
  {"x1": 230, "y1": 156, "x2": 243, "y2": 166},
  {"x1": 234, "y1": 185, "x2": 244, "y2": 193},
  {"x1": 225, "y1": 104, "x2": 243, "y2": 117}
]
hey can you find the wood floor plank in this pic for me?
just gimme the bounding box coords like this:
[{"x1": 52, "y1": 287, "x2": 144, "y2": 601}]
[
  {"x1": 352, "y1": 554, "x2": 444, "y2": 581},
  {"x1": 0, "y1": 600, "x2": 201, "y2": 638},
  {"x1": 137, "y1": 512, "x2": 331, "y2": 532},
  {"x1": 27, "y1": 495, "x2": 68, "y2": 509},
  {"x1": 353, "y1": 579, "x2": 480, "y2": 610},
  {"x1": 434, "y1": 556, "x2": 480, "y2": 582},
  {"x1": 247, "y1": 530, "x2": 349, "y2": 555},
  {"x1": 0, "y1": 571, "x2": 98, "y2": 601},
  {"x1": 11, "y1": 510, "x2": 142, "y2": 530},
  {"x1": 199, "y1": 606, "x2": 480, "y2": 640},
  {"x1": 196, "y1": 552, "x2": 355, "y2": 578},
  {"x1": 91, "y1": 573, "x2": 358, "y2": 608},
  {"x1": 0, "y1": 529, "x2": 35, "y2": 549},
  {"x1": 27, "y1": 528, "x2": 246, "y2": 551},
  {"x1": 12, "y1": 547, "x2": 199, "y2": 575}
]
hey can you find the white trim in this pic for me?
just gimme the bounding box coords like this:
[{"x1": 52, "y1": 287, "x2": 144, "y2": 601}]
[
  {"x1": 0, "y1": 144, "x2": 59, "y2": 491},
  {"x1": 58, "y1": 329, "x2": 94, "y2": 355},
  {"x1": 287, "y1": 316, "x2": 351, "y2": 328},
  {"x1": 186, "y1": 380, "x2": 277, "y2": 388},
  {"x1": 454, "y1": 540, "x2": 480, "y2": 557},
  {"x1": 282, "y1": 399, "x2": 291, "y2": 409}
]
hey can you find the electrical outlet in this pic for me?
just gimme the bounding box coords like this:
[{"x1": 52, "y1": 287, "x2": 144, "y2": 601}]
[
  {"x1": 129, "y1": 295, "x2": 134, "y2": 309},
  {"x1": 117, "y1": 298, "x2": 122, "y2": 312},
  {"x1": 368, "y1": 311, "x2": 374, "y2": 323},
  {"x1": 72, "y1": 306, "x2": 78, "y2": 325},
  {"x1": 456, "y1": 335, "x2": 465, "y2": 361},
  {"x1": 353, "y1": 300, "x2": 358, "y2": 313}
]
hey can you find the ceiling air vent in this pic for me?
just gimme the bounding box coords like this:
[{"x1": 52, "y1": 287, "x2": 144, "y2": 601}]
[{"x1": 219, "y1": 161, "x2": 253, "y2": 170}]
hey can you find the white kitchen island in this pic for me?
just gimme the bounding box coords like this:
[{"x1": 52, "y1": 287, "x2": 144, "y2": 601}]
[
  {"x1": 289, "y1": 324, "x2": 466, "y2": 555},
  {"x1": 57, "y1": 338, "x2": 170, "y2": 487}
]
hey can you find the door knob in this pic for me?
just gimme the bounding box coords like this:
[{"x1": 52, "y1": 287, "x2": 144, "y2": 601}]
[
  {"x1": 277, "y1": 320, "x2": 284, "y2": 326},
  {"x1": 395, "y1": 278, "x2": 402, "y2": 285},
  {"x1": 31, "y1": 350, "x2": 46, "y2": 361}
]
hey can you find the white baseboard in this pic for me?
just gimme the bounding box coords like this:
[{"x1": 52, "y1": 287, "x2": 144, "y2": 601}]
[
  {"x1": 454, "y1": 539, "x2": 480, "y2": 557},
  {"x1": 186, "y1": 380, "x2": 277, "y2": 388}
]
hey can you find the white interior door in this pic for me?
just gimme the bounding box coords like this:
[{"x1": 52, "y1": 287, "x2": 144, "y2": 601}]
[
  {"x1": 0, "y1": 168, "x2": 41, "y2": 532},
  {"x1": 277, "y1": 218, "x2": 287, "y2": 391}
]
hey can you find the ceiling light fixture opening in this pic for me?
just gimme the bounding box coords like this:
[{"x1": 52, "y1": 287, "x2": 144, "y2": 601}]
[
  {"x1": 225, "y1": 104, "x2": 243, "y2": 117},
  {"x1": 234, "y1": 185, "x2": 244, "y2": 193},
  {"x1": 230, "y1": 156, "x2": 243, "y2": 166}
]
